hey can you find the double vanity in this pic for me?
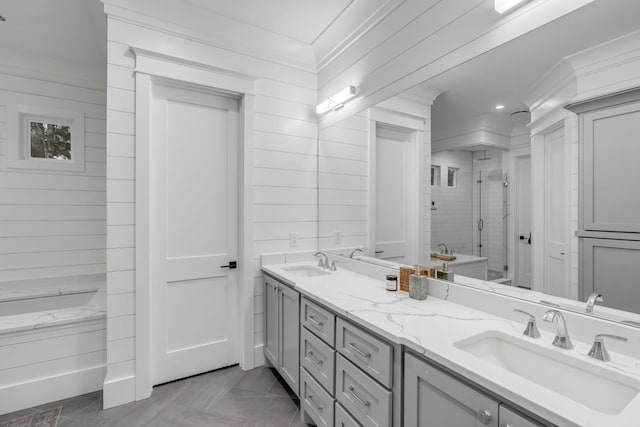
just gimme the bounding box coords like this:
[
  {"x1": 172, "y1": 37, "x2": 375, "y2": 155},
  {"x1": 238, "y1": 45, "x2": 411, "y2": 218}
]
[{"x1": 262, "y1": 253, "x2": 640, "y2": 427}]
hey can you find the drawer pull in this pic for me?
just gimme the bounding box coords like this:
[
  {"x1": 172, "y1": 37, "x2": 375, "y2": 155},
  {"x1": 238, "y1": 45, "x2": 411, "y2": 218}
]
[
  {"x1": 307, "y1": 394, "x2": 324, "y2": 411},
  {"x1": 478, "y1": 409, "x2": 492, "y2": 425},
  {"x1": 308, "y1": 315, "x2": 324, "y2": 328},
  {"x1": 307, "y1": 350, "x2": 324, "y2": 366},
  {"x1": 347, "y1": 386, "x2": 371, "y2": 407},
  {"x1": 349, "y1": 342, "x2": 371, "y2": 359}
]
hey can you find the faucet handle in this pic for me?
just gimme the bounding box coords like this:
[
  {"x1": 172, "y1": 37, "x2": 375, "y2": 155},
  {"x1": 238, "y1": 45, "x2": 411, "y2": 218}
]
[
  {"x1": 588, "y1": 334, "x2": 628, "y2": 362},
  {"x1": 330, "y1": 260, "x2": 338, "y2": 272},
  {"x1": 513, "y1": 309, "x2": 541, "y2": 338}
]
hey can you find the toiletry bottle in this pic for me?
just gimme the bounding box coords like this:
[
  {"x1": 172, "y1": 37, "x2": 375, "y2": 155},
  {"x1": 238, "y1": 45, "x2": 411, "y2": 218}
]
[
  {"x1": 409, "y1": 265, "x2": 428, "y2": 300},
  {"x1": 385, "y1": 274, "x2": 398, "y2": 291}
]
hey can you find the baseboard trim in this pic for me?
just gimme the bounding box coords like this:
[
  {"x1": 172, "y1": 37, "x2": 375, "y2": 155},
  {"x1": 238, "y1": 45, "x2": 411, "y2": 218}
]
[
  {"x1": 102, "y1": 374, "x2": 136, "y2": 409},
  {"x1": 0, "y1": 365, "x2": 105, "y2": 415},
  {"x1": 253, "y1": 344, "x2": 265, "y2": 367}
]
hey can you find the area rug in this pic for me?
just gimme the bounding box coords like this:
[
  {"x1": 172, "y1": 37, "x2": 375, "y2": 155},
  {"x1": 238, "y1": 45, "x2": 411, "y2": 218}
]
[{"x1": 0, "y1": 406, "x2": 62, "y2": 427}]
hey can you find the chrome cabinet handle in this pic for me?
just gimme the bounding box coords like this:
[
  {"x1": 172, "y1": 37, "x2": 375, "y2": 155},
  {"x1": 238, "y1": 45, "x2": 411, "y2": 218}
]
[
  {"x1": 348, "y1": 342, "x2": 371, "y2": 359},
  {"x1": 307, "y1": 350, "x2": 323, "y2": 366},
  {"x1": 307, "y1": 394, "x2": 323, "y2": 411},
  {"x1": 307, "y1": 315, "x2": 324, "y2": 328},
  {"x1": 478, "y1": 409, "x2": 492, "y2": 425},
  {"x1": 347, "y1": 386, "x2": 370, "y2": 407}
]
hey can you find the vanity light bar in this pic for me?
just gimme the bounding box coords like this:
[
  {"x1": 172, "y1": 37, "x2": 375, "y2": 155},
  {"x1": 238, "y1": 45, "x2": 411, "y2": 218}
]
[
  {"x1": 316, "y1": 85, "x2": 356, "y2": 115},
  {"x1": 494, "y1": 0, "x2": 530, "y2": 14}
]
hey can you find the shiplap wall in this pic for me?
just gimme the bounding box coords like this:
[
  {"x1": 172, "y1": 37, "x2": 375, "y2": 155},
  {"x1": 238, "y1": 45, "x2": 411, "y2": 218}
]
[
  {"x1": 103, "y1": 14, "x2": 318, "y2": 407},
  {"x1": 318, "y1": 112, "x2": 368, "y2": 251},
  {"x1": 0, "y1": 72, "x2": 106, "y2": 281}
]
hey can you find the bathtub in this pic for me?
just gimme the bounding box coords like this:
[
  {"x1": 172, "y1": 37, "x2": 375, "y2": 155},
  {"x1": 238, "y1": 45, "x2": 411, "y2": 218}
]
[{"x1": 0, "y1": 274, "x2": 107, "y2": 415}]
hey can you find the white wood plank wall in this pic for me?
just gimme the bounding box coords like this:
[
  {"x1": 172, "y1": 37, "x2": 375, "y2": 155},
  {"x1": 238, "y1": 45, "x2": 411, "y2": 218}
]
[
  {"x1": 105, "y1": 16, "x2": 318, "y2": 404},
  {"x1": 0, "y1": 72, "x2": 107, "y2": 282},
  {"x1": 318, "y1": 112, "x2": 368, "y2": 251}
]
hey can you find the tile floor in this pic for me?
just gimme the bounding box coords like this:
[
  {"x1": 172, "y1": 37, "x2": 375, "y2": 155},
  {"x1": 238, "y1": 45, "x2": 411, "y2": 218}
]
[{"x1": 0, "y1": 365, "x2": 308, "y2": 426}]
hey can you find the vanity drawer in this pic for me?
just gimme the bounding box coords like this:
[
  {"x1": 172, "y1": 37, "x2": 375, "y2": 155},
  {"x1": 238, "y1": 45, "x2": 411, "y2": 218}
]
[
  {"x1": 335, "y1": 402, "x2": 363, "y2": 427},
  {"x1": 336, "y1": 354, "x2": 392, "y2": 427},
  {"x1": 302, "y1": 297, "x2": 336, "y2": 346},
  {"x1": 336, "y1": 317, "x2": 393, "y2": 388},
  {"x1": 301, "y1": 367, "x2": 335, "y2": 427},
  {"x1": 301, "y1": 327, "x2": 336, "y2": 393}
]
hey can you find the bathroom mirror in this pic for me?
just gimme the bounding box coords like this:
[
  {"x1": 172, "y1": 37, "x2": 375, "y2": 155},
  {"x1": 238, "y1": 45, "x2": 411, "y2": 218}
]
[{"x1": 317, "y1": 1, "x2": 640, "y2": 324}]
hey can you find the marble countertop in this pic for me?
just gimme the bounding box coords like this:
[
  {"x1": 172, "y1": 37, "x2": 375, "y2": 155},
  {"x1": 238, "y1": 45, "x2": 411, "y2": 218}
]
[{"x1": 262, "y1": 261, "x2": 640, "y2": 427}]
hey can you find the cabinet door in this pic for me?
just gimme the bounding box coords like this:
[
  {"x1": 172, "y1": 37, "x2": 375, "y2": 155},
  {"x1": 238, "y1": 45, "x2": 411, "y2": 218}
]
[
  {"x1": 404, "y1": 353, "x2": 499, "y2": 427},
  {"x1": 264, "y1": 276, "x2": 279, "y2": 366},
  {"x1": 279, "y1": 283, "x2": 300, "y2": 396},
  {"x1": 499, "y1": 405, "x2": 545, "y2": 427},
  {"x1": 581, "y1": 100, "x2": 640, "y2": 232},
  {"x1": 581, "y1": 238, "x2": 640, "y2": 314}
]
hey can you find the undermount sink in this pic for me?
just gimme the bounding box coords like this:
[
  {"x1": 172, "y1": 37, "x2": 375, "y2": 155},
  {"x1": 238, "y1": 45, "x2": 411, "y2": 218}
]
[
  {"x1": 281, "y1": 265, "x2": 331, "y2": 278},
  {"x1": 454, "y1": 331, "x2": 640, "y2": 415}
]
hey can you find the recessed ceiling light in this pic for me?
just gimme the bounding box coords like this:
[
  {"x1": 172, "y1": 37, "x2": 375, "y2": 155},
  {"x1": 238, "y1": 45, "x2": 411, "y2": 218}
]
[{"x1": 495, "y1": 104, "x2": 505, "y2": 110}]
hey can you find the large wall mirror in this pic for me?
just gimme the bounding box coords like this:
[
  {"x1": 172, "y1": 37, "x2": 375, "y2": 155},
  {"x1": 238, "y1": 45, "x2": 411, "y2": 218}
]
[{"x1": 317, "y1": 0, "x2": 640, "y2": 324}]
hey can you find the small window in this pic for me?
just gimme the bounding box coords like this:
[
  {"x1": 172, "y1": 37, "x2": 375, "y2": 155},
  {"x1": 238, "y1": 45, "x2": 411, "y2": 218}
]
[
  {"x1": 7, "y1": 105, "x2": 84, "y2": 172},
  {"x1": 447, "y1": 167, "x2": 459, "y2": 188},
  {"x1": 431, "y1": 165, "x2": 441, "y2": 187}
]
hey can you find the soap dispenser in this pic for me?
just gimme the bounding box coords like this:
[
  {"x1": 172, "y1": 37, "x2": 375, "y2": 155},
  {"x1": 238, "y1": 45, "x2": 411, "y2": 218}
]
[{"x1": 409, "y1": 265, "x2": 429, "y2": 300}]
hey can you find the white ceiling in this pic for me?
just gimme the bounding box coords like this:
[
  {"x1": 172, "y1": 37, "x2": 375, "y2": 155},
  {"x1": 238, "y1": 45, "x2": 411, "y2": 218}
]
[
  {"x1": 428, "y1": 0, "x2": 640, "y2": 134},
  {"x1": 181, "y1": 0, "x2": 355, "y2": 45},
  {"x1": 0, "y1": 0, "x2": 106, "y2": 71}
]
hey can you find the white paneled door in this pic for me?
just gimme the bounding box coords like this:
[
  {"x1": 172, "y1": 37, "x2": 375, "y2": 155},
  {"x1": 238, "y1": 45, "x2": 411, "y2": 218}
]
[
  {"x1": 374, "y1": 125, "x2": 411, "y2": 263},
  {"x1": 544, "y1": 127, "x2": 568, "y2": 298},
  {"x1": 516, "y1": 156, "x2": 532, "y2": 288},
  {"x1": 150, "y1": 82, "x2": 239, "y2": 385}
]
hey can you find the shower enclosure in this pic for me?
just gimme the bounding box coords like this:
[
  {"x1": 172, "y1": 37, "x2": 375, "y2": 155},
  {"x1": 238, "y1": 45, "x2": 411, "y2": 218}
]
[{"x1": 473, "y1": 151, "x2": 509, "y2": 281}]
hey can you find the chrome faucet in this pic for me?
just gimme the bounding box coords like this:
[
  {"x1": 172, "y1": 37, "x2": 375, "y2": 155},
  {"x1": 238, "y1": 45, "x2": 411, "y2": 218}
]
[
  {"x1": 542, "y1": 309, "x2": 574, "y2": 350},
  {"x1": 588, "y1": 334, "x2": 627, "y2": 362},
  {"x1": 437, "y1": 243, "x2": 449, "y2": 255},
  {"x1": 349, "y1": 248, "x2": 364, "y2": 259},
  {"x1": 586, "y1": 293, "x2": 604, "y2": 314},
  {"x1": 313, "y1": 251, "x2": 328, "y2": 269},
  {"x1": 513, "y1": 309, "x2": 541, "y2": 338}
]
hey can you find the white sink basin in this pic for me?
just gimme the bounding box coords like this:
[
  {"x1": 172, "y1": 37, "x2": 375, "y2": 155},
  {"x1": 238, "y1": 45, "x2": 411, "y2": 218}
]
[
  {"x1": 455, "y1": 331, "x2": 640, "y2": 415},
  {"x1": 281, "y1": 265, "x2": 331, "y2": 278}
]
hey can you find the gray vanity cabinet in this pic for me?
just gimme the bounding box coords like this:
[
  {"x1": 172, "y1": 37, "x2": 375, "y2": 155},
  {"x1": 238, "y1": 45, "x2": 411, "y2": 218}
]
[
  {"x1": 499, "y1": 405, "x2": 544, "y2": 427},
  {"x1": 568, "y1": 90, "x2": 640, "y2": 307},
  {"x1": 404, "y1": 352, "x2": 499, "y2": 427},
  {"x1": 264, "y1": 274, "x2": 300, "y2": 396},
  {"x1": 404, "y1": 353, "x2": 548, "y2": 427}
]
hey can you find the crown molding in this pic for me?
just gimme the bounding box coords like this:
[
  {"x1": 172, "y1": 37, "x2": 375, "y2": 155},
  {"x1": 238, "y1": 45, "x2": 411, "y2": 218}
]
[{"x1": 102, "y1": 0, "x2": 316, "y2": 74}]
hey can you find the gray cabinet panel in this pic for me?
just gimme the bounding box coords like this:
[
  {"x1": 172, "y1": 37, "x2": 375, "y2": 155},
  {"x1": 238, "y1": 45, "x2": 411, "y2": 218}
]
[
  {"x1": 302, "y1": 297, "x2": 336, "y2": 346},
  {"x1": 336, "y1": 318, "x2": 393, "y2": 388},
  {"x1": 581, "y1": 99, "x2": 640, "y2": 232},
  {"x1": 264, "y1": 276, "x2": 279, "y2": 366},
  {"x1": 301, "y1": 367, "x2": 335, "y2": 427},
  {"x1": 404, "y1": 352, "x2": 499, "y2": 427},
  {"x1": 499, "y1": 405, "x2": 544, "y2": 427},
  {"x1": 336, "y1": 402, "x2": 363, "y2": 427},
  {"x1": 581, "y1": 238, "x2": 640, "y2": 314},
  {"x1": 336, "y1": 354, "x2": 392, "y2": 427},
  {"x1": 301, "y1": 326, "x2": 336, "y2": 394},
  {"x1": 280, "y1": 283, "x2": 300, "y2": 395}
]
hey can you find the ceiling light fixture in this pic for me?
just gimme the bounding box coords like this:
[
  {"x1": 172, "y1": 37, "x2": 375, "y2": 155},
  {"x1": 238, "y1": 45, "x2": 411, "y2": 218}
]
[
  {"x1": 316, "y1": 86, "x2": 356, "y2": 115},
  {"x1": 495, "y1": 104, "x2": 505, "y2": 110},
  {"x1": 494, "y1": 0, "x2": 530, "y2": 14}
]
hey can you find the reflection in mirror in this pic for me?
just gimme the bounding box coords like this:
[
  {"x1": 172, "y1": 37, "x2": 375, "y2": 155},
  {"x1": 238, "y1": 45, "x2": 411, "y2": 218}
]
[{"x1": 318, "y1": 1, "x2": 640, "y2": 324}]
